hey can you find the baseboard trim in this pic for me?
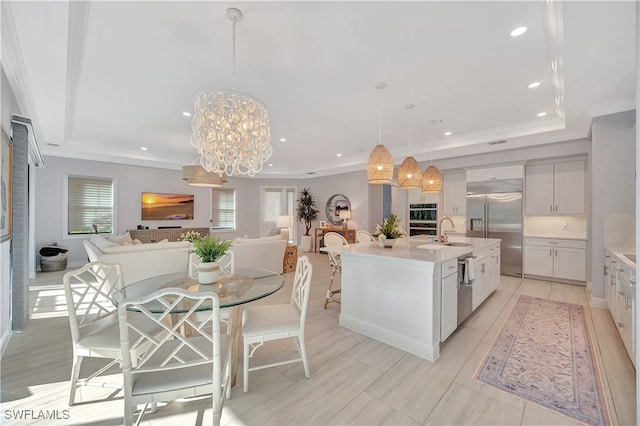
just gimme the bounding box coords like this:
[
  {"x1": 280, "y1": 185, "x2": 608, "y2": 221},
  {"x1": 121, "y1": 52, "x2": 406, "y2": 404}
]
[{"x1": 590, "y1": 296, "x2": 607, "y2": 309}]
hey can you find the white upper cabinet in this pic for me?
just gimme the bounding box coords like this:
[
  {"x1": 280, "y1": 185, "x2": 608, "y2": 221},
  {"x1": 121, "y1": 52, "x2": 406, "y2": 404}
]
[
  {"x1": 525, "y1": 160, "x2": 585, "y2": 215},
  {"x1": 408, "y1": 189, "x2": 439, "y2": 205},
  {"x1": 443, "y1": 173, "x2": 466, "y2": 215}
]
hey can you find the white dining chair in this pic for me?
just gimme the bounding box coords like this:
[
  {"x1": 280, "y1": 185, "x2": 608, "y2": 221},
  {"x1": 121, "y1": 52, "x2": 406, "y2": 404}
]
[
  {"x1": 322, "y1": 232, "x2": 348, "y2": 308},
  {"x1": 242, "y1": 255, "x2": 313, "y2": 393},
  {"x1": 63, "y1": 261, "x2": 160, "y2": 406},
  {"x1": 356, "y1": 229, "x2": 375, "y2": 243},
  {"x1": 117, "y1": 288, "x2": 232, "y2": 426}
]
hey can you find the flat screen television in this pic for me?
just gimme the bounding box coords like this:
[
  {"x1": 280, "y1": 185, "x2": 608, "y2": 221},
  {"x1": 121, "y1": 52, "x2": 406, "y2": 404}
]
[{"x1": 141, "y1": 192, "x2": 194, "y2": 220}]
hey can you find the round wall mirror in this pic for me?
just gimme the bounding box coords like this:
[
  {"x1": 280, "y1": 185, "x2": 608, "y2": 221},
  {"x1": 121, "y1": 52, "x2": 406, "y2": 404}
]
[{"x1": 325, "y1": 194, "x2": 351, "y2": 226}]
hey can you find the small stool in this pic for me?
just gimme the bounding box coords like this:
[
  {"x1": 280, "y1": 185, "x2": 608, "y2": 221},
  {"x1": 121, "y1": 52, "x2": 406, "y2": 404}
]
[{"x1": 283, "y1": 245, "x2": 298, "y2": 273}]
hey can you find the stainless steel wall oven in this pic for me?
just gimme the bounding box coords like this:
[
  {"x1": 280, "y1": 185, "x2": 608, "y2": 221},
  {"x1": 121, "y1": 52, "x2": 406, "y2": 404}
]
[{"x1": 408, "y1": 203, "x2": 438, "y2": 236}]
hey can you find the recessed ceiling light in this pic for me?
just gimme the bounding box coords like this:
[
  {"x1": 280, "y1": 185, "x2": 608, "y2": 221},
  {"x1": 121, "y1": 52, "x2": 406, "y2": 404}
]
[
  {"x1": 444, "y1": 131, "x2": 452, "y2": 136},
  {"x1": 140, "y1": 147, "x2": 148, "y2": 151},
  {"x1": 279, "y1": 138, "x2": 286, "y2": 142},
  {"x1": 537, "y1": 112, "x2": 547, "y2": 117},
  {"x1": 337, "y1": 153, "x2": 342, "y2": 157},
  {"x1": 182, "y1": 112, "x2": 191, "y2": 117},
  {"x1": 528, "y1": 81, "x2": 541, "y2": 89},
  {"x1": 510, "y1": 26, "x2": 527, "y2": 37},
  {"x1": 268, "y1": 163, "x2": 274, "y2": 167}
]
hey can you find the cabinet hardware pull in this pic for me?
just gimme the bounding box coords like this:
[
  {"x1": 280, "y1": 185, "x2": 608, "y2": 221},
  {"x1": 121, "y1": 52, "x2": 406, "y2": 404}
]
[
  {"x1": 555, "y1": 204, "x2": 558, "y2": 212},
  {"x1": 549, "y1": 248, "x2": 552, "y2": 256},
  {"x1": 618, "y1": 322, "x2": 625, "y2": 328},
  {"x1": 550, "y1": 205, "x2": 553, "y2": 212}
]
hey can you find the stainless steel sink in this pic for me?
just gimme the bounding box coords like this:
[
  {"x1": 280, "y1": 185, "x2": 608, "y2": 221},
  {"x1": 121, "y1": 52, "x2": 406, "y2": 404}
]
[
  {"x1": 624, "y1": 253, "x2": 636, "y2": 263},
  {"x1": 444, "y1": 242, "x2": 472, "y2": 247}
]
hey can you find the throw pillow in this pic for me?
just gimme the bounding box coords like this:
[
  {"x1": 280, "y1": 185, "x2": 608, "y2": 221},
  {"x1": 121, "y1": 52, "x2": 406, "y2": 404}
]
[
  {"x1": 133, "y1": 239, "x2": 142, "y2": 245},
  {"x1": 108, "y1": 231, "x2": 133, "y2": 245},
  {"x1": 90, "y1": 234, "x2": 119, "y2": 251}
]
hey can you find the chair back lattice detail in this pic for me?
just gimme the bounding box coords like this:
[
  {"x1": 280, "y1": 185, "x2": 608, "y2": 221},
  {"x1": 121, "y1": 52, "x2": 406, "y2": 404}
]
[
  {"x1": 291, "y1": 256, "x2": 313, "y2": 326},
  {"x1": 64, "y1": 261, "x2": 124, "y2": 342},
  {"x1": 119, "y1": 289, "x2": 221, "y2": 372}
]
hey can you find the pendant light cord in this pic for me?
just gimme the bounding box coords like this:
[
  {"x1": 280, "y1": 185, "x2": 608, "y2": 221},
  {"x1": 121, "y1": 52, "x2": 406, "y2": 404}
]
[
  {"x1": 378, "y1": 87, "x2": 382, "y2": 145},
  {"x1": 232, "y1": 20, "x2": 237, "y2": 91}
]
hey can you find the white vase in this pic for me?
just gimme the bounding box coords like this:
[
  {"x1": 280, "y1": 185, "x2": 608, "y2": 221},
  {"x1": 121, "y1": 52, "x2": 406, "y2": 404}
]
[
  {"x1": 382, "y1": 239, "x2": 397, "y2": 248},
  {"x1": 198, "y1": 261, "x2": 220, "y2": 284},
  {"x1": 300, "y1": 235, "x2": 313, "y2": 252}
]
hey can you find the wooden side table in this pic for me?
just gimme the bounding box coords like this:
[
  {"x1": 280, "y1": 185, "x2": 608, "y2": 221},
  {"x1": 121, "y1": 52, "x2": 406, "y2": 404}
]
[
  {"x1": 283, "y1": 245, "x2": 298, "y2": 273},
  {"x1": 314, "y1": 228, "x2": 356, "y2": 252}
]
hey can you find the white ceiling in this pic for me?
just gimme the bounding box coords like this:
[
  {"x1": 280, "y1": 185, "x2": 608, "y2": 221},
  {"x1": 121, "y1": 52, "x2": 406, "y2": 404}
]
[{"x1": 3, "y1": 1, "x2": 637, "y2": 179}]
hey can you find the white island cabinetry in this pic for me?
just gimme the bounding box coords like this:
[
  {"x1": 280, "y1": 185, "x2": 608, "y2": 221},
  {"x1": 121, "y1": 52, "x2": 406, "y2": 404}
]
[
  {"x1": 333, "y1": 236, "x2": 500, "y2": 361},
  {"x1": 440, "y1": 258, "x2": 458, "y2": 341}
]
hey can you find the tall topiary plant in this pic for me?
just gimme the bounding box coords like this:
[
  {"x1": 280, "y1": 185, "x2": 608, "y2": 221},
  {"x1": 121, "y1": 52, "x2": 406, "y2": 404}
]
[{"x1": 296, "y1": 187, "x2": 319, "y2": 236}]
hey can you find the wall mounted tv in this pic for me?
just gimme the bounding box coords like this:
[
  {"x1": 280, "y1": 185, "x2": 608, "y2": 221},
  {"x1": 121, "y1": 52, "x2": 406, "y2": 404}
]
[{"x1": 141, "y1": 192, "x2": 194, "y2": 220}]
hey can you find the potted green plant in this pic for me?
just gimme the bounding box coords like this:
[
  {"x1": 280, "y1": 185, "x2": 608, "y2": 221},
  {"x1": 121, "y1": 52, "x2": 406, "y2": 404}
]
[
  {"x1": 296, "y1": 187, "x2": 319, "y2": 252},
  {"x1": 190, "y1": 235, "x2": 233, "y2": 284},
  {"x1": 374, "y1": 213, "x2": 407, "y2": 248}
]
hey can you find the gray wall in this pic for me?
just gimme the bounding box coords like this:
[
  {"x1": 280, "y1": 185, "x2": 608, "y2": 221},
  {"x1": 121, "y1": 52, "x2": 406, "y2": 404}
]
[
  {"x1": 590, "y1": 111, "x2": 637, "y2": 299},
  {"x1": 1, "y1": 68, "x2": 22, "y2": 349}
]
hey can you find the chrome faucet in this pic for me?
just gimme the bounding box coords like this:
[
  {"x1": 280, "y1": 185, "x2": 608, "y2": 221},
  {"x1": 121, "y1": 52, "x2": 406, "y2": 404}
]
[{"x1": 439, "y1": 217, "x2": 455, "y2": 242}]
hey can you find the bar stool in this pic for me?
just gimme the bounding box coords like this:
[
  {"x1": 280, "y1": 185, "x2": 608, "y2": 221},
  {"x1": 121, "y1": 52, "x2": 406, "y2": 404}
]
[{"x1": 323, "y1": 232, "x2": 348, "y2": 308}]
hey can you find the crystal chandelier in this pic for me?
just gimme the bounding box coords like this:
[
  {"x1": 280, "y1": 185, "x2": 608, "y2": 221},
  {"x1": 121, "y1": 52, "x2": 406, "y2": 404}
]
[
  {"x1": 367, "y1": 82, "x2": 394, "y2": 184},
  {"x1": 398, "y1": 104, "x2": 422, "y2": 189},
  {"x1": 190, "y1": 7, "x2": 272, "y2": 177},
  {"x1": 421, "y1": 120, "x2": 443, "y2": 193}
]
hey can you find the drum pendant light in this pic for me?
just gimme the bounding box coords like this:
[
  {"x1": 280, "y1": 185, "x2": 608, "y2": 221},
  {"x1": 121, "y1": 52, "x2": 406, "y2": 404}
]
[
  {"x1": 421, "y1": 120, "x2": 443, "y2": 193},
  {"x1": 367, "y1": 82, "x2": 394, "y2": 184},
  {"x1": 398, "y1": 104, "x2": 422, "y2": 189}
]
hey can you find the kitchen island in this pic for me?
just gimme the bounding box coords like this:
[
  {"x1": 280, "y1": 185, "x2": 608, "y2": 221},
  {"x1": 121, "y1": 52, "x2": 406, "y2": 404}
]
[{"x1": 325, "y1": 235, "x2": 501, "y2": 361}]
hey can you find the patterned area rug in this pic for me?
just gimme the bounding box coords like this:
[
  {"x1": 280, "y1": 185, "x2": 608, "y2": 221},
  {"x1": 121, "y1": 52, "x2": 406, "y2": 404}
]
[{"x1": 475, "y1": 295, "x2": 609, "y2": 426}]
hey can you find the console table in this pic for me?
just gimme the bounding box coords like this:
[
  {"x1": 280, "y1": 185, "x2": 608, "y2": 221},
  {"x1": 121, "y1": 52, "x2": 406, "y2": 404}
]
[
  {"x1": 314, "y1": 228, "x2": 356, "y2": 253},
  {"x1": 129, "y1": 227, "x2": 209, "y2": 243}
]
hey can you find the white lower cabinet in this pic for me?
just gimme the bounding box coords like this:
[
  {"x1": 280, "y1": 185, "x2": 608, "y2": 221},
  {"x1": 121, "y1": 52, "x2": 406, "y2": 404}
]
[
  {"x1": 472, "y1": 256, "x2": 490, "y2": 310},
  {"x1": 604, "y1": 248, "x2": 636, "y2": 367},
  {"x1": 440, "y1": 258, "x2": 458, "y2": 341},
  {"x1": 523, "y1": 238, "x2": 586, "y2": 282}
]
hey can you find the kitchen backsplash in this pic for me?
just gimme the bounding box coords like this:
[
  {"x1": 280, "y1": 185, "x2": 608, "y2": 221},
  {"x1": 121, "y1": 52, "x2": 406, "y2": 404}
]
[
  {"x1": 604, "y1": 213, "x2": 635, "y2": 247},
  {"x1": 525, "y1": 216, "x2": 587, "y2": 238}
]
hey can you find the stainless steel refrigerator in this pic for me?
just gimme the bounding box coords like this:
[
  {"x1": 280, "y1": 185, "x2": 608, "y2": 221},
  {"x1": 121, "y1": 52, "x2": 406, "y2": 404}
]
[{"x1": 466, "y1": 179, "x2": 523, "y2": 277}]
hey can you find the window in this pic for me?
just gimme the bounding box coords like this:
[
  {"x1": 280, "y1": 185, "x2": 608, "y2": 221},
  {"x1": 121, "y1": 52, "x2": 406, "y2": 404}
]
[
  {"x1": 66, "y1": 176, "x2": 114, "y2": 235},
  {"x1": 211, "y1": 188, "x2": 236, "y2": 231}
]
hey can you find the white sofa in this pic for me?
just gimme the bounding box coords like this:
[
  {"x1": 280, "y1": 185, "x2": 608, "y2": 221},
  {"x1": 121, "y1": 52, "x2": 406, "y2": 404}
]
[
  {"x1": 83, "y1": 236, "x2": 192, "y2": 286},
  {"x1": 229, "y1": 235, "x2": 287, "y2": 273}
]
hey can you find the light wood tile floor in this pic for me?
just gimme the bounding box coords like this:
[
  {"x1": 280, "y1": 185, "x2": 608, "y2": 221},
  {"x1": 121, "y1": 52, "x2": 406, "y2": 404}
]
[{"x1": 0, "y1": 252, "x2": 636, "y2": 425}]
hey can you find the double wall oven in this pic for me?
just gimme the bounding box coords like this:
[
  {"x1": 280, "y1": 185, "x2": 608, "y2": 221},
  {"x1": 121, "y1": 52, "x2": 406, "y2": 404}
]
[{"x1": 408, "y1": 203, "x2": 438, "y2": 236}]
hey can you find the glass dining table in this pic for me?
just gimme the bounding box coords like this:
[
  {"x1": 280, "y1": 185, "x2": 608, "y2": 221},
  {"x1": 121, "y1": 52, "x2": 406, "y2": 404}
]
[{"x1": 118, "y1": 267, "x2": 285, "y2": 386}]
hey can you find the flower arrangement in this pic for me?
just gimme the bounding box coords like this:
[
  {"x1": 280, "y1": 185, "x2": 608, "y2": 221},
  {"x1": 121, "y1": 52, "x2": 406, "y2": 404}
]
[
  {"x1": 189, "y1": 235, "x2": 232, "y2": 263},
  {"x1": 180, "y1": 230, "x2": 203, "y2": 243},
  {"x1": 374, "y1": 213, "x2": 407, "y2": 241}
]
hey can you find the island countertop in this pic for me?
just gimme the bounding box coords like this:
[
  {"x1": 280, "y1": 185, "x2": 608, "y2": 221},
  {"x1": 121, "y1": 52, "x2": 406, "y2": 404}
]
[{"x1": 325, "y1": 234, "x2": 501, "y2": 265}]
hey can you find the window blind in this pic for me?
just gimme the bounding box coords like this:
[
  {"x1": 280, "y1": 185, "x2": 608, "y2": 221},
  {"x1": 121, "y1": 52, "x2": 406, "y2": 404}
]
[
  {"x1": 68, "y1": 176, "x2": 114, "y2": 234},
  {"x1": 211, "y1": 188, "x2": 236, "y2": 230}
]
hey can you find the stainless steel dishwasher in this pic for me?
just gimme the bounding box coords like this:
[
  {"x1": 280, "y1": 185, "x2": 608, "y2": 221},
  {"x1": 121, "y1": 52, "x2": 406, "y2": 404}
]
[{"x1": 457, "y1": 256, "x2": 475, "y2": 325}]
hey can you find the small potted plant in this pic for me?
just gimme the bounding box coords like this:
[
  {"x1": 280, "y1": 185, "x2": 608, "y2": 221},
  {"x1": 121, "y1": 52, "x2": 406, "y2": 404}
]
[
  {"x1": 296, "y1": 187, "x2": 319, "y2": 252},
  {"x1": 190, "y1": 235, "x2": 233, "y2": 284},
  {"x1": 374, "y1": 213, "x2": 407, "y2": 248}
]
